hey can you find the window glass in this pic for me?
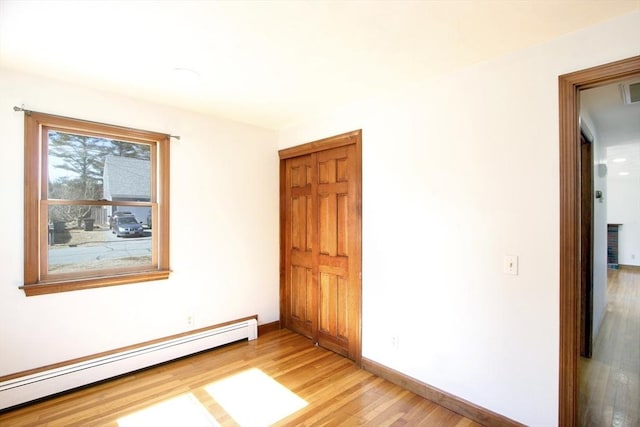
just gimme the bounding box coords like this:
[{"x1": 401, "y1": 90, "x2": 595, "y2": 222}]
[
  {"x1": 47, "y1": 204, "x2": 153, "y2": 276},
  {"x1": 47, "y1": 131, "x2": 151, "y2": 201}
]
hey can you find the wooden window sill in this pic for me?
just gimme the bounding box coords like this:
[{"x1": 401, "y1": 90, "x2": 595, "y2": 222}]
[{"x1": 21, "y1": 270, "x2": 171, "y2": 296}]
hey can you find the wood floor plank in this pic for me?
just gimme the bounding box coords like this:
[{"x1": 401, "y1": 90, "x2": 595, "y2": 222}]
[
  {"x1": 0, "y1": 329, "x2": 482, "y2": 426},
  {"x1": 579, "y1": 267, "x2": 640, "y2": 426}
]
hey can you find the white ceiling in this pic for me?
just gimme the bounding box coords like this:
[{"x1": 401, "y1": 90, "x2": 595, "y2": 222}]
[
  {"x1": 1, "y1": 0, "x2": 639, "y2": 130},
  {"x1": 605, "y1": 143, "x2": 640, "y2": 178},
  {"x1": 581, "y1": 79, "x2": 640, "y2": 177},
  {"x1": 581, "y1": 80, "x2": 640, "y2": 147}
]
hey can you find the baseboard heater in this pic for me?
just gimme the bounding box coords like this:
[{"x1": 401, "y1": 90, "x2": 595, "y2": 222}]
[{"x1": 0, "y1": 317, "x2": 257, "y2": 411}]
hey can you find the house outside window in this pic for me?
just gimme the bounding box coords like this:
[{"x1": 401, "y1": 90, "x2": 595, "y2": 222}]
[
  {"x1": 103, "y1": 155, "x2": 153, "y2": 228},
  {"x1": 23, "y1": 112, "x2": 170, "y2": 296}
]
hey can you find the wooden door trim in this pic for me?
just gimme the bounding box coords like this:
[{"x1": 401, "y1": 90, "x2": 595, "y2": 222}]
[
  {"x1": 579, "y1": 133, "x2": 593, "y2": 359},
  {"x1": 559, "y1": 55, "x2": 640, "y2": 426},
  {"x1": 279, "y1": 130, "x2": 362, "y2": 160},
  {"x1": 279, "y1": 129, "x2": 363, "y2": 364}
]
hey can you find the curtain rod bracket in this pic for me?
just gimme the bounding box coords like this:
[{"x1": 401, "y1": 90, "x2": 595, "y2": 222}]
[{"x1": 13, "y1": 105, "x2": 31, "y2": 115}]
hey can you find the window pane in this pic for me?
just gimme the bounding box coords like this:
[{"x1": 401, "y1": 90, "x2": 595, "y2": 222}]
[
  {"x1": 47, "y1": 131, "x2": 151, "y2": 201},
  {"x1": 48, "y1": 205, "x2": 152, "y2": 275}
]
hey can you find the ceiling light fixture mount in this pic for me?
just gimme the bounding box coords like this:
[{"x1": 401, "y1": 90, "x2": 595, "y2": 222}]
[{"x1": 172, "y1": 67, "x2": 201, "y2": 81}]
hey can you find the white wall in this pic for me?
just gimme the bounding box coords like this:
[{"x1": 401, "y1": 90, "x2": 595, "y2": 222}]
[
  {"x1": 278, "y1": 11, "x2": 640, "y2": 426},
  {"x1": 592, "y1": 133, "x2": 610, "y2": 342},
  {"x1": 608, "y1": 174, "x2": 640, "y2": 266},
  {"x1": 0, "y1": 69, "x2": 279, "y2": 376}
]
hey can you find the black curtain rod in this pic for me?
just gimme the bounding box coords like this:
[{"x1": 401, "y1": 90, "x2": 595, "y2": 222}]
[{"x1": 12, "y1": 106, "x2": 181, "y2": 140}]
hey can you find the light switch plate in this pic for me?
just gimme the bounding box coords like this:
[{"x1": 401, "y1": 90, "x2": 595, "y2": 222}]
[{"x1": 504, "y1": 255, "x2": 518, "y2": 275}]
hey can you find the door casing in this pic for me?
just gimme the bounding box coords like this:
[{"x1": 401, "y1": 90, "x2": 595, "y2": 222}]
[
  {"x1": 559, "y1": 55, "x2": 640, "y2": 426},
  {"x1": 579, "y1": 132, "x2": 593, "y2": 359}
]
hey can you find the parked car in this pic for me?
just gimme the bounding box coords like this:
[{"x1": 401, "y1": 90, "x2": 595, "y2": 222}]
[
  {"x1": 112, "y1": 216, "x2": 144, "y2": 237},
  {"x1": 109, "y1": 211, "x2": 133, "y2": 230}
]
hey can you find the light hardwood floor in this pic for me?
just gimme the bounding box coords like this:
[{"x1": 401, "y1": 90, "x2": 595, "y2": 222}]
[
  {"x1": 579, "y1": 267, "x2": 640, "y2": 426},
  {"x1": 0, "y1": 329, "x2": 481, "y2": 426}
]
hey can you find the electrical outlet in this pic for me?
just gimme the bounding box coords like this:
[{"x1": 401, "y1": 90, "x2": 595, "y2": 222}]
[{"x1": 187, "y1": 315, "x2": 194, "y2": 326}]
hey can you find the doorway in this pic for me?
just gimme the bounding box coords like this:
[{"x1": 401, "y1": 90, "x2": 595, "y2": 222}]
[
  {"x1": 279, "y1": 130, "x2": 362, "y2": 363},
  {"x1": 559, "y1": 55, "x2": 640, "y2": 426}
]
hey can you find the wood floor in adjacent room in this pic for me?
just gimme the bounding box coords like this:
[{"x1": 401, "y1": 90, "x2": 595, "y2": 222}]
[
  {"x1": 579, "y1": 267, "x2": 640, "y2": 426},
  {"x1": 0, "y1": 329, "x2": 480, "y2": 426}
]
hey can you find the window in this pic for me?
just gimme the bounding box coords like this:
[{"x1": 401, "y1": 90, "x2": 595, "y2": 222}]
[{"x1": 23, "y1": 112, "x2": 170, "y2": 296}]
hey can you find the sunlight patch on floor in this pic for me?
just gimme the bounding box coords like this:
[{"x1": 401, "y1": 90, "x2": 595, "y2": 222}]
[
  {"x1": 205, "y1": 367, "x2": 308, "y2": 425},
  {"x1": 118, "y1": 393, "x2": 220, "y2": 427}
]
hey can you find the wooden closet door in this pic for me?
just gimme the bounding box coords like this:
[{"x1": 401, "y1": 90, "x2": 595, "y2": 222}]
[
  {"x1": 315, "y1": 144, "x2": 356, "y2": 357},
  {"x1": 281, "y1": 130, "x2": 361, "y2": 362},
  {"x1": 283, "y1": 154, "x2": 316, "y2": 339}
]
